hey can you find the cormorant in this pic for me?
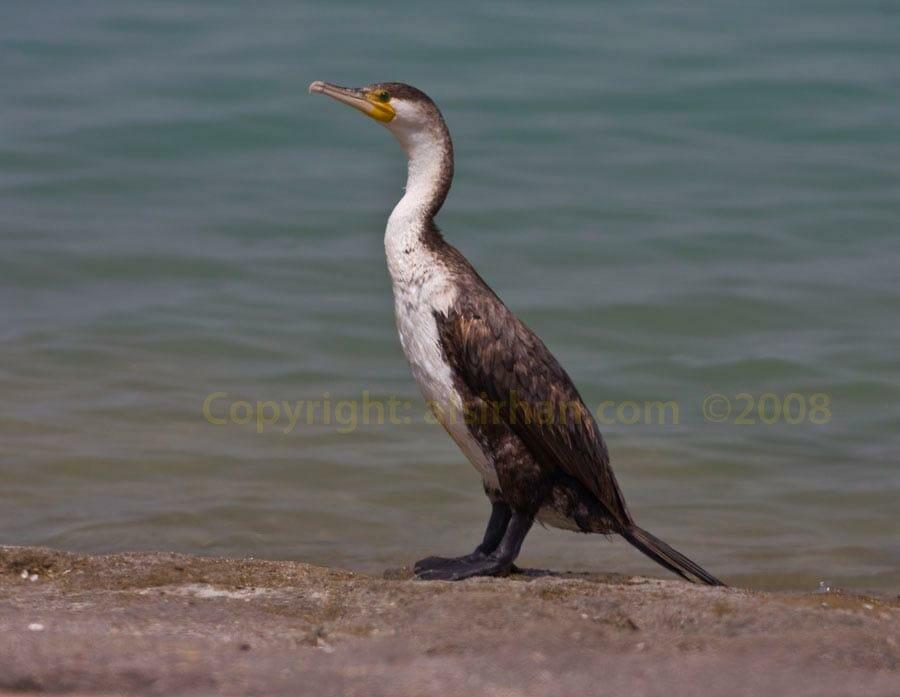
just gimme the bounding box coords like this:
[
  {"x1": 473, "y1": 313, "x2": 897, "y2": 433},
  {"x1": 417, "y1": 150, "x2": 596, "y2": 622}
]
[{"x1": 309, "y1": 80, "x2": 723, "y2": 585}]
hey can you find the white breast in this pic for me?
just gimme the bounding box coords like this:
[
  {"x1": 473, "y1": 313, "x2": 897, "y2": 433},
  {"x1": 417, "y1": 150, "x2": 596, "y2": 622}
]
[
  {"x1": 381, "y1": 117, "x2": 499, "y2": 492},
  {"x1": 385, "y1": 225, "x2": 499, "y2": 491}
]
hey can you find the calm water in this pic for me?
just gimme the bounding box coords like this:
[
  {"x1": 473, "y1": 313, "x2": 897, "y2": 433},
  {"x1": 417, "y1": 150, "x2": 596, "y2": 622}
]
[{"x1": 2, "y1": 1, "x2": 899, "y2": 592}]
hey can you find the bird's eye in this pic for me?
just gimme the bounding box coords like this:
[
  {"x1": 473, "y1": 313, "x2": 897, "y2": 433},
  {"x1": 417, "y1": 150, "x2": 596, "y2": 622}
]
[{"x1": 377, "y1": 90, "x2": 390, "y2": 102}]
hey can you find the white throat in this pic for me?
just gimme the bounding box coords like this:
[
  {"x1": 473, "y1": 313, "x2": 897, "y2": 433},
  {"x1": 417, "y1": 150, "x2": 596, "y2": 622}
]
[{"x1": 384, "y1": 122, "x2": 451, "y2": 277}]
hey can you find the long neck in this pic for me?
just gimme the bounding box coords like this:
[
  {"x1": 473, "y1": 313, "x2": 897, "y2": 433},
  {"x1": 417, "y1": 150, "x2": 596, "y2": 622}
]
[{"x1": 385, "y1": 120, "x2": 453, "y2": 256}]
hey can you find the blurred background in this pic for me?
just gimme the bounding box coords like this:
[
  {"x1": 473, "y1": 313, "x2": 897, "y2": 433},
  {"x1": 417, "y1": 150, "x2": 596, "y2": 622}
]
[{"x1": 1, "y1": 1, "x2": 898, "y2": 591}]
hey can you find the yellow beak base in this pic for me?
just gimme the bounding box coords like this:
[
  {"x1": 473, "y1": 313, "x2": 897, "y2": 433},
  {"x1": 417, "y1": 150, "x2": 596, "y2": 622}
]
[{"x1": 309, "y1": 81, "x2": 396, "y2": 123}]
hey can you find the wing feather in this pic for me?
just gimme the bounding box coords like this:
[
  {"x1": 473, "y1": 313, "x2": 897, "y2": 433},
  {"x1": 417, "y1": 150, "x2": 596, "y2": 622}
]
[{"x1": 435, "y1": 293, "x2": 632, "y2": 527}]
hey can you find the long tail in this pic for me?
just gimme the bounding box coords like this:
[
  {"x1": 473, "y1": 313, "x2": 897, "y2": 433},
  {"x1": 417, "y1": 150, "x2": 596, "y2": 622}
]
[{"x1": 620, "y1": 524, "x2": 725, "y2": 586}]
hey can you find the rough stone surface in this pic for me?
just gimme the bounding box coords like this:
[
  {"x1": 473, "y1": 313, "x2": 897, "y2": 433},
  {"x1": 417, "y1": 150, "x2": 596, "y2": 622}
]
[{"x1": 0, "y1": 545, "x2": 897, "y2": 696}]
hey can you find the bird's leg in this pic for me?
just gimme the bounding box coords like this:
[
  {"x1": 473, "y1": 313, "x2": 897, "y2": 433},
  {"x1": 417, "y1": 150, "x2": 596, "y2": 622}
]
[
  {"x1": 414, "y1": 501, "x2": 511, "y2": 575},
  {"x1": 415, "y1": 511, "x2": 533, "y2": 581}
]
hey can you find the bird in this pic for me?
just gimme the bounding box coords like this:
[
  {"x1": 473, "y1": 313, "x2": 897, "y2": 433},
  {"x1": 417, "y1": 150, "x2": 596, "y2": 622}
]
[{"x1": 309, "y1": 80, "x2": 724, "y2": 585}]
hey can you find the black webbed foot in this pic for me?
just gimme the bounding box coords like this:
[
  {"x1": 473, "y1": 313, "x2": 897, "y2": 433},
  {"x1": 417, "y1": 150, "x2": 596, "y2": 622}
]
[
  {"x1": 414, "y1": 552, "x2": 485, "y2": 576},
  {"x1": 413, "y1": 507, "x2": 532, "y2": 582},
  {"x1": 415, "y1": 553, "x2": 514, "y2": 581}
]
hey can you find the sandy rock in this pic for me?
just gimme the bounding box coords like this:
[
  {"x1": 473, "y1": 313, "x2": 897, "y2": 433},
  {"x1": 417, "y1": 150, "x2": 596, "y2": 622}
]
[{"x1": 0, "y1": 545, "x2": 897, "y2": 696}]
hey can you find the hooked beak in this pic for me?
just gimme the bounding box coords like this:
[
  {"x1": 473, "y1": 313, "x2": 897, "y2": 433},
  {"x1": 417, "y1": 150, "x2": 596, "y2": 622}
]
[{"x1": 308, "y1": 81, "x2": 396, "y2": 123}]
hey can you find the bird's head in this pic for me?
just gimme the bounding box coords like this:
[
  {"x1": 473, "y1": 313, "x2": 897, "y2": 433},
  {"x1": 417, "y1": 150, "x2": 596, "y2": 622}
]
[{"x1": 308, "y1": 81, "x2": 448, "y2": 153}]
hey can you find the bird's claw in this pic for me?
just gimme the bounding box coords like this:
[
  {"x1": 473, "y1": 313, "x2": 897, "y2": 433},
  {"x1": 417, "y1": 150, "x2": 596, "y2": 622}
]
[{"x1": 413, "y1": 554, "x2": 513, "y2": 581}]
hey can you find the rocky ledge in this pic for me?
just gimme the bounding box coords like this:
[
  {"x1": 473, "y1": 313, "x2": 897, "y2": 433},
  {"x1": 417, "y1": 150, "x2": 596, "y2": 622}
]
[{"x1": 0, "y1": 546, "x2": 897, "y2": 696}]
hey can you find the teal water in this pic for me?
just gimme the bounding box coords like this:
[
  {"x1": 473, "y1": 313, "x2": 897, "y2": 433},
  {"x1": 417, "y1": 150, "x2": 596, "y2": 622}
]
[{"x1": 2, "y1": 2, "x2": 899, "y2": 591}]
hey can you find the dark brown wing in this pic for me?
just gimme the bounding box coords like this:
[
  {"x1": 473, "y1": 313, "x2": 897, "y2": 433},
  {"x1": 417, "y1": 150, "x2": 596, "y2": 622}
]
[{"x1": 434, "y1": 290, "x2": 633, "y2": 528}]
